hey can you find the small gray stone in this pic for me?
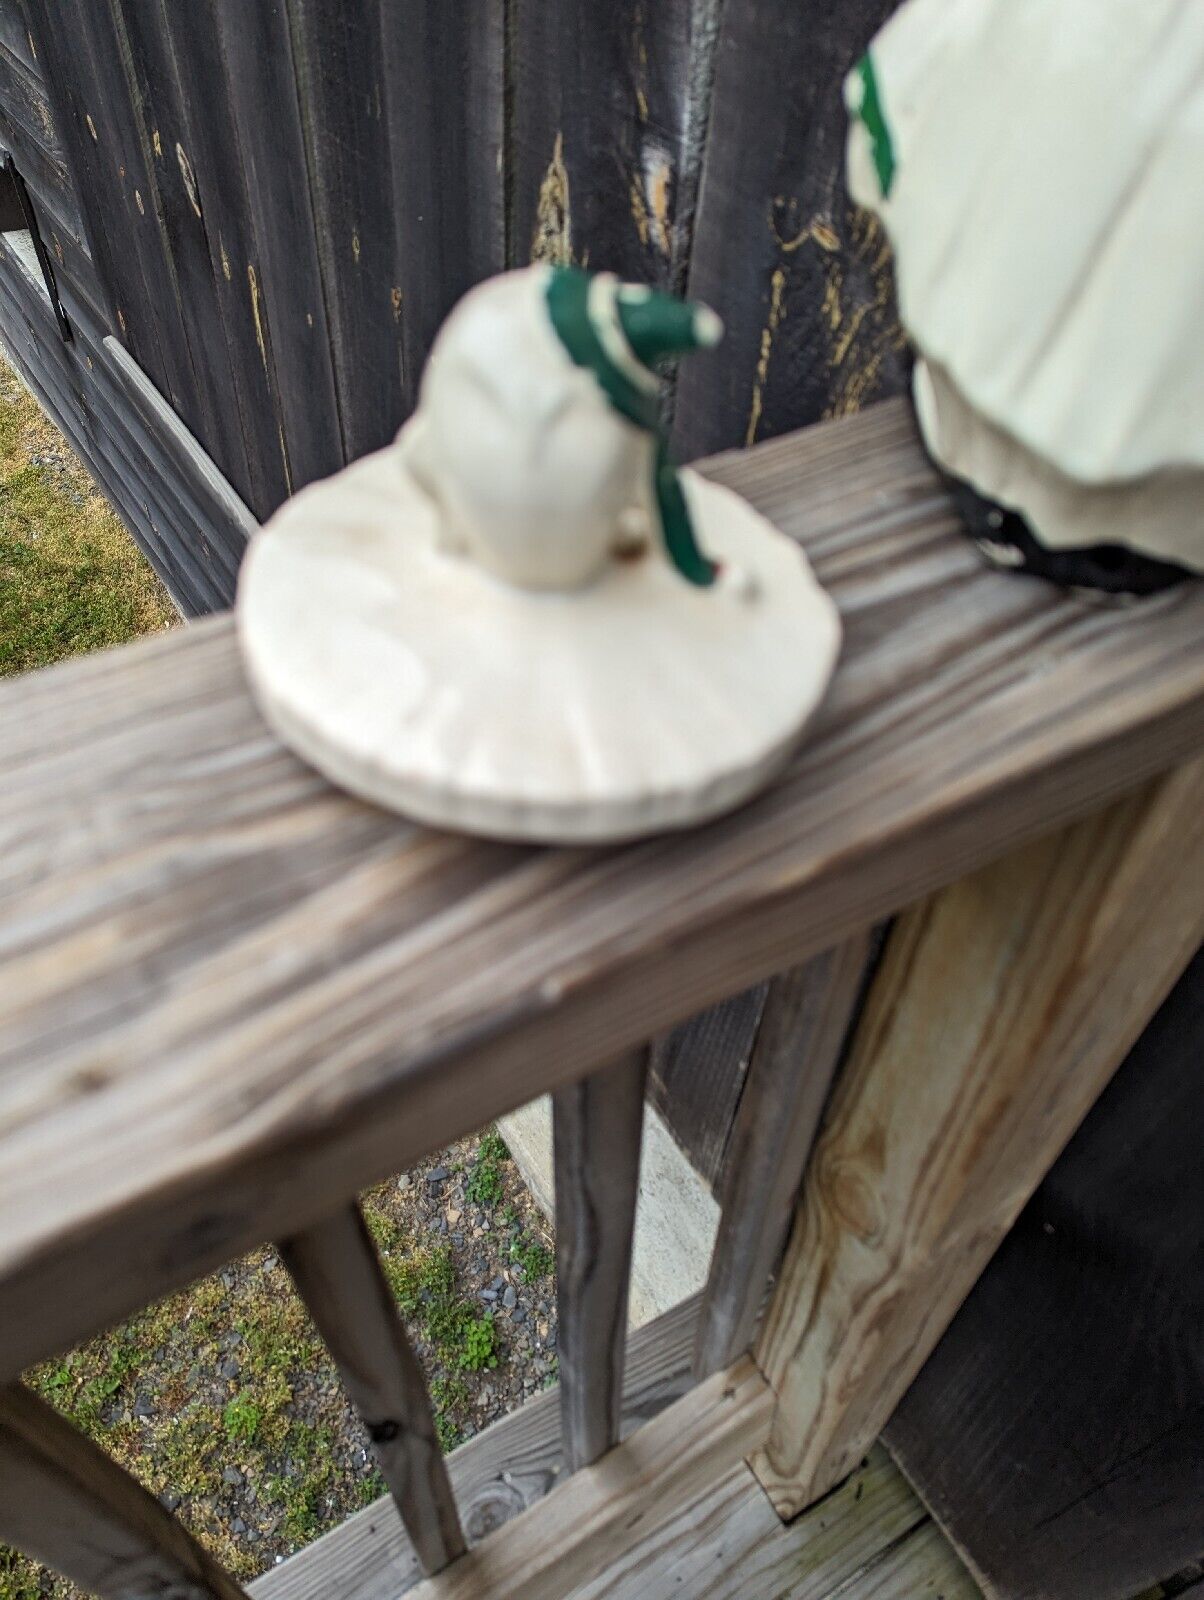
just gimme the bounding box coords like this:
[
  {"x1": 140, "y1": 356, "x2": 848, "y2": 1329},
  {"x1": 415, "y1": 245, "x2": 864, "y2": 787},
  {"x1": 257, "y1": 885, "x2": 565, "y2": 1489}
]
[
  {"x1": 489, "y1": 1276, "x2": 505, "y2": 1291},
  {"x1": 222, "y1": 1466, "x2": 243, "y2": 1486},
  {"x1": 512, "y1": 1308, "x2": 526, "y2": 1324},
  {"x1": 396, "y1": 1173, "x2": 412, "y2": 1192},
  {"x1": 427, "y1": 1165, "x2": 449, "y2": 1184},
  {"x1": 160, "y1": 1490, "x2": 182, "y2": 1512},
  {"x1": 231, "y1": 1517, "x2": 247, "y2": 1535},
  {"x1": 502, "y1": 1286, "x2": 517, "y2": 1310},
  {"x1": 546, "y1": 1327, "x2": 558, "y2": 1349},
  {"x1": 262, "y1": 1254, "x2": 279, "y2": 1273},
  {"x1": 480, "y1": 1288, "x2": 497, "y2": 1301},
  {"x1": 220, "y1": 1357, "x2": 241, "y2": 1380},
  {"x1": 132, "y1": 1394, "x2": 154, "y2": 1418}
]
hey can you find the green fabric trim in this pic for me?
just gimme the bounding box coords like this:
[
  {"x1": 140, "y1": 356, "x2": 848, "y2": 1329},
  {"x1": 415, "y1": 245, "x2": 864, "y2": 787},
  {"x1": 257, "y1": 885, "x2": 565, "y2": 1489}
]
[
  {"x1": 546, "y1": 266, "x2": 716, "y2": 587},
  {"x1": 856, "y1": 52, "x2": 895, "y2": 198}
]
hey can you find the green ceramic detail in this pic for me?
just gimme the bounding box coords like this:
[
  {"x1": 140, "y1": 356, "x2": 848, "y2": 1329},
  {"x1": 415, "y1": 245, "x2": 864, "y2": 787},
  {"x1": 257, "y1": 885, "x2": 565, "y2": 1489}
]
[
  {"x1": 856, "y1": 52, "x2": 895, "y2": 198},
  {"x1": 545, "y1": 266, "x2": 659, "y2": 432},
  {"x1": 545, "y1": 266, "x2": 718, "y2": 587}
]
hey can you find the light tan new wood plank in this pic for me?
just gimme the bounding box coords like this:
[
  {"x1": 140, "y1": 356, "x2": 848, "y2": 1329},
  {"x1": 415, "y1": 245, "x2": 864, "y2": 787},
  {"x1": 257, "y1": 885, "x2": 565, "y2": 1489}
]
[
  {"x1": 754, "y1": 758, "x2": 1204, "y2": 1518},
  {"x1": 3, "y1": 400, "x2": 1204, "y2": 1375},
  {"x1": 401, "y1": 1359, "x2": 771, "y2": 1600},
  {"x1": 250, "y1": 1292, "x2": 702, "y2": 1600},
  {"x1": 0, "y1": 1382, "x2": 249, "y2": 1599},
  {"x1": 561, "y1": 1446, "x2": 931, "y2": 1600},
  {"x1": 847, "y1": 1519, "x2": 981, "y2": 1600},
  {"x1": 286, "y1": 1440, "x2": 977, "y2": 1600}
]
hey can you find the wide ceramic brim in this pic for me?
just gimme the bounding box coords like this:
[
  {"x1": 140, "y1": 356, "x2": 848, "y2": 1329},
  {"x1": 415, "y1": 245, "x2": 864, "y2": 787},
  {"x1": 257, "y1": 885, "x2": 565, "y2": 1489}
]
[{"x1": 238, "y1": 449, "x2": 842, "y2": 843}]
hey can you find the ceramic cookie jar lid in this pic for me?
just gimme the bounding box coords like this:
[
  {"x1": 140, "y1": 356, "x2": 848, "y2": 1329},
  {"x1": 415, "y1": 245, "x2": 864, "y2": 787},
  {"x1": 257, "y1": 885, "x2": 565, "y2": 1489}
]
[
  {"x1": 845, "y1": 0, "x2": 1204, "y2": 575},
  {"x1": 238, "y1": 265, "x2": 841, "y2": 844}
]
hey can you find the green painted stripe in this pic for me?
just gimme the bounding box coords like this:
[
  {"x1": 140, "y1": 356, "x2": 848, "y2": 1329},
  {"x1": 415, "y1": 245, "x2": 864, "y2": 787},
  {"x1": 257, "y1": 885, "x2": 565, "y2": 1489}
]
[
  {"x1": 546, "y1": 267, "x2": 717, "y2": 587},
  {"x1": 857, "y1": 52, "x2": 895, "y2": 199}
]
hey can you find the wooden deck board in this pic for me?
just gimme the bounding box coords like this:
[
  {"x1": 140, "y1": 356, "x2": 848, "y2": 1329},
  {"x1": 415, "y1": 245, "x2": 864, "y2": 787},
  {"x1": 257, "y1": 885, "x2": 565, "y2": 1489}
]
[
  {"x1": 256, "y1": 1437, "x2": 980, "y2": 1600},
  {"x1": 249, "y1": 1294, "x2": 701, "y2": 1600},
  {"x1": 2, "y1": 399, "x2": 1204, "y2": 1376}
]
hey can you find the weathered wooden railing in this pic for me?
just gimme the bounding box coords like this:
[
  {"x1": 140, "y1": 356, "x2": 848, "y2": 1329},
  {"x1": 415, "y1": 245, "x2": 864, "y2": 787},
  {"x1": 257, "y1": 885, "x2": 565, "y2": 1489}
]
[{"x1": 2, "y1": 399, "x2": 1203, "y2": 1600}]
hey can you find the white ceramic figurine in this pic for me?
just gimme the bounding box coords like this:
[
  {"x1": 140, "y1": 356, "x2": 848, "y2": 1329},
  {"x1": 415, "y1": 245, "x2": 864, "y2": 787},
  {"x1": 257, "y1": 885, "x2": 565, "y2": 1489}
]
[
  {"x1": 846, "y1": 0, "x2": 1204, "y2": 595},
  {"x1": 238, "y1": 265, "x2": 841, "y2": 843}
]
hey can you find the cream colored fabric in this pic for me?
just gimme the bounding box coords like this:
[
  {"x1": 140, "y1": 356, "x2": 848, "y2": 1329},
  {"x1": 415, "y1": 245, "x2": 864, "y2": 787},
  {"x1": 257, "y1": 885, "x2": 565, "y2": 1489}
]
[
  {"x1": 914, "y1": 361, "x2": 1201, "y2": 568},
  {"x1": 847, "y1": 0, "x2": 1204, "y2": 570}
]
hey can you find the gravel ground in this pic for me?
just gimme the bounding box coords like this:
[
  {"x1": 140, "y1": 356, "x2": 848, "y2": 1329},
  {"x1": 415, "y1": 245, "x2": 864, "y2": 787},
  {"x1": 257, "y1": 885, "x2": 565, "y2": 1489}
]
[{"x1": 3, "y1": 1131, "x2": 556, "y2": 1597}]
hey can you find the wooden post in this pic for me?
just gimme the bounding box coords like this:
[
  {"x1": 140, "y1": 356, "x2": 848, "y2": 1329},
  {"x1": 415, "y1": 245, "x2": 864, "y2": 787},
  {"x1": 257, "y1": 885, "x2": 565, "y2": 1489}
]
[
  {"x1": 752, "y1": 757, "x2": 1204, "y2": 1519},
  {"x1": 281, "y1": 1203, "x2": 465, "y2": 1575},
  {"x1": 693, "y1": 936, "x2": 871, "y2": 1379},
  {"x1": 0, "y1": 1381, "x2": 249, "y2": 1599},
  {"x1": 553, "y1": 1048, "x2": 648, "y2": 1471}
]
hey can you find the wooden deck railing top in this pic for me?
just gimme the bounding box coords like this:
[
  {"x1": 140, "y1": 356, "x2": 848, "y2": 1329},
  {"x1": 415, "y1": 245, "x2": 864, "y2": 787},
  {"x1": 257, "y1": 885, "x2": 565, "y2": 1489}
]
[{"x1": 3, "y1": 397, "x2": 1203, "y2": 1380}]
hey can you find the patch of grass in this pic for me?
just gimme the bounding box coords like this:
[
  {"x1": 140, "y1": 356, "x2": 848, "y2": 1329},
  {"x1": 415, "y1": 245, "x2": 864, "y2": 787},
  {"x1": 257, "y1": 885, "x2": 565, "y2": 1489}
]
[
  {"x1": 222, "y1": 1396, "x2": 262, "y2": 1443},
  {"x1": 0, "y1": 359, "x2": 174, "y2": 675},
  {"x1": 7, "y1": 1159, "x2": 519, "y2": 1597},
  {"x1": 458, "y1": 1313, "x2": 499, "y2": 1373},
  {"x1": 464, "y1": 1129, "x2": 510, "y2": 1209},
  {"x1": 509, "y1": 1235, "x2": 554, "y2": 1282}
]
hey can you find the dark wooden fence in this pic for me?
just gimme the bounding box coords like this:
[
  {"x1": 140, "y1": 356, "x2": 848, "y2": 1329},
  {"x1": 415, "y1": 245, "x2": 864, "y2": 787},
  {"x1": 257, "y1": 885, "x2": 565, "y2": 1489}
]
[{"x1": 0, "y1": 0, "x2": 903, "y2": 614}]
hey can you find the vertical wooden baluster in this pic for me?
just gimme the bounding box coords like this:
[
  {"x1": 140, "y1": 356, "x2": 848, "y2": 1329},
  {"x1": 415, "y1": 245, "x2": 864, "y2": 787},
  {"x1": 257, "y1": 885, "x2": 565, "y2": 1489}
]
[
  {"x1": 0, "y1": 1382, "x2": 249, "y2": 1599},
  {"x1": 280, "y1": 1203, "x2": 465, "y2": 1575},
  {"x1": 553, "y1": 1048, "x2": 649, "y2": 1473},
  {"x1": 693, "y1": 936, "x2": 872, "y2": 1379}
]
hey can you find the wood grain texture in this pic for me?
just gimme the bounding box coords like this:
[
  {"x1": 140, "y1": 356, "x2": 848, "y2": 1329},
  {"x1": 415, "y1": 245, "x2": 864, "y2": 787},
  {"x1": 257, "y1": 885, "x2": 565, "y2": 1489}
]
[
  {"x1": 0, "y1": 1, "x2": 35, "y2": 73},
  {"x1": 753, "y1": 757, "x2": 1204, "y2": 1518},
  {"x1": 402, "y1": 1359, "x2": 771, "y2": 1600},
  {"x1": 648, "y1": 980, "x2": 767, "y2": 1191},
  {"x1": 258, "y1": 1437, "x2": 978, "y2": 1600},
  {"x1": 251, "y1": 1293, "x2": 702, "y2": 1600},
  {"x1": 2, "y1": 402, "x2": 1204, "y2": 1378},
  {"x1": 553, "y1": 1049, "x2": 648, "y2": 1471},
  {"x1": 559, "y1": 1446, "x2": 975, "y2": 1600},
  {"x1": 117, "y1": 4, "x2": 264, "y2": 500},
  {"x1": 104, "y1": 333, "x2": 257, "y2": 586},
  {"x1": 283, "y1": 0, "x2": 405, "y2": 460},
  {"x1": 673, "y1": 0, "x2": 908, "y2": 459},
  {"x1": 103, "y1": 0, "x2": 269, "y2": 510},
  {"x1": 377, "y1": 0, "x2": 504, "y2": 413},
  {"x1": 509, "y1": 0, "x2": 718, "y2": 297},
  {"x1": 694, "y1": 936, "x2": 871, "y2": 1380},
  {"x1": 20, "y1": 0, "x2": 207, "y2": 432},
  {"x1": 281, "y1": 1205, "x2": 464, "y2": 1576},
  {"x1": 885, "y1": 946, "x2": 1204, "y2": 1600},
  {"x1": 206, "y1": 0, "x2": 342, "y2": 493},
  {"x1": 0, "y1": 1381, "x2": 249, "y2": 1599},
  {"x1": 119, "y1": 0, "x2": 294, "y2": 516}
]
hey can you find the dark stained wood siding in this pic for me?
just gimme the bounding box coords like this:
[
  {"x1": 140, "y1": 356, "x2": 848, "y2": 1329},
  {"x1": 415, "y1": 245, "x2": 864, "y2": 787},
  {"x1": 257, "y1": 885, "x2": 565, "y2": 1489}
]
[
  {"x1": 2, "y1": 0, "x2": 912, "y2": 592},
  {"x1": 509, "y1": 0, "x2": 717, "y2": 291},
  {"x1": 885, "y1": 947, "x2": 1204, "y2": 1600},
  {"x1": 673, "y1": 0, "x2": 910, "y2": 459}
]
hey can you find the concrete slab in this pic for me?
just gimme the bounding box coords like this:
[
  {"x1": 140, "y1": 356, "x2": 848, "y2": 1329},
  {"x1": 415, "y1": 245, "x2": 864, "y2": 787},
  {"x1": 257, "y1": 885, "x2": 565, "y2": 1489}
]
[{"x1": 498, "y1": 1096, "x2": 719, "y2": 1328}]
